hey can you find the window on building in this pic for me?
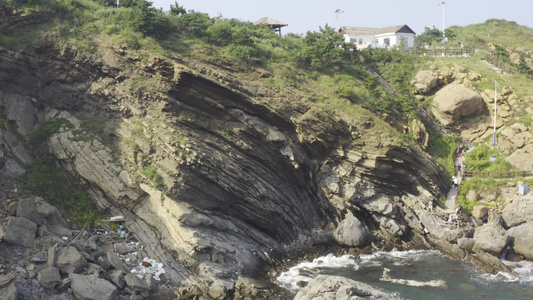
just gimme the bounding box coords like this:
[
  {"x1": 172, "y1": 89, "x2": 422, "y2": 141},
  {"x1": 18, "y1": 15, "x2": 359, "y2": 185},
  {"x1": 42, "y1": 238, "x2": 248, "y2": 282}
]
[
  {"x1": 359, "y1": 38, "x2": 363, "y2": 45},
  {"x1": 384, "y1": 38, "x2": 390, "y2": 46}
]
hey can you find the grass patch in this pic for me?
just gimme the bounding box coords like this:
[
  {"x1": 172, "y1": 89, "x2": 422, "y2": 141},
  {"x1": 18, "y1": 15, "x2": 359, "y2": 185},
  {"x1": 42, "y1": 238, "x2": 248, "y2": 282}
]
[
  {"x1": 456, "y1": 176, "x2": 502, "y2": 214},
  {"x1": 21, "y1": 155, "x2": 102, "y2": 229},
  {"x1": 426, "y1": 124, "x2": 459, "y2": 175},
  {"x1": 29, "y1": 118, "x2": 73, "y2": 149},
  {"x1": 464, "y1": 144, "x2": 516, "y2": 172}
]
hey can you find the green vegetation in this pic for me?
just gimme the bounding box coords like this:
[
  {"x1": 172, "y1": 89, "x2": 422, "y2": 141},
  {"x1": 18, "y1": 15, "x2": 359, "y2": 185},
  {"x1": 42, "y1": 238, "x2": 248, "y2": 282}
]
[
  {"x1": 22, "y1": 155, "x2": 102, "y2": 229},
  {"x1": 5, "y1": 0, "x2": 533, "y2": 221},
  {"x1": 464, "y1": 144, "x2": 515, "y2": 172},
  {"x1": 29, "y1": 118, "x2": 73, "y2": 148},
  {"x1": 141, "y1": 164, "x2": 167, "y2": 191},
  {"x1": 24, "y1": 119, "x2": 102, "y2": 228},
  {"x1": 456, "y1": 177, "x2": 500, "y2": 213},
  {"x1": 426, "y1": 128, "x2": 459, "y2": 175}
]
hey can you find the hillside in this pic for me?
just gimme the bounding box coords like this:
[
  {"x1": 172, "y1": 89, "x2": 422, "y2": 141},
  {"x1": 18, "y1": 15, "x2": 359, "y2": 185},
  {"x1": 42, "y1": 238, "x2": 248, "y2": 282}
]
[{"x1": 1, "y1": 0, "x2": 533, "y2": 299}]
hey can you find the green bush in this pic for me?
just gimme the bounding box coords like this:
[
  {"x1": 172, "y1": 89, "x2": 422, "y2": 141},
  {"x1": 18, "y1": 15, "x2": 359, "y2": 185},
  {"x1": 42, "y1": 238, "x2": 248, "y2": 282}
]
[
  {"x1": 457, "y1": 176, "x2": 500, "y2": 214},
  {"x1": 465, "y1": 144, "x2": 514, "y2": 172},
  {"x1": 29, "y1": 118, "x2": 73, "y2": 149},
  {"x1": 174, "y1": 11, "x2": 213, "y2": 38}
]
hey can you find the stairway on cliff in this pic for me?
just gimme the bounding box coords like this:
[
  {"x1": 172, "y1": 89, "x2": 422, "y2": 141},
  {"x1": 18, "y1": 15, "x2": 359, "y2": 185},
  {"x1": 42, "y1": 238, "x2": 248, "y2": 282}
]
[{"x1": 444, "y1": 142, "x2": 475, "y2": 213}]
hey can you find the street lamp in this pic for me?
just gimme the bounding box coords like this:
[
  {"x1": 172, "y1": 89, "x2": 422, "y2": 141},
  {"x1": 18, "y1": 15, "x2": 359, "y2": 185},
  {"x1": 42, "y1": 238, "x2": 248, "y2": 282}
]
[
  {"x1": 334, "y1": 9, "x2": 344, "y2": 29},
  {"x1": 439, "y1": 2, "x2": 446, "y2": 52},
  {"x1": 438, "y1": 2, "x2": 445, "y2": 38},
  {"x1": 493, "y1": 80, "x2": 497, "y2": 147}
]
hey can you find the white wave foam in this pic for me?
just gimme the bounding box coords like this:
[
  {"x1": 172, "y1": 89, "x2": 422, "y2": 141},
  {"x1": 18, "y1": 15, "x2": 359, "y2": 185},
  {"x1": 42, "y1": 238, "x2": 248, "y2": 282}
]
[
  {"x1": 276, "y1": 253, "x2": 358, "y2": 291},
  {"x1": 494, "y1": 260, "x2": 533, "y2": 283},
  {"x1": 357, "y1": 249, "x2": 442, "y2": 267}
]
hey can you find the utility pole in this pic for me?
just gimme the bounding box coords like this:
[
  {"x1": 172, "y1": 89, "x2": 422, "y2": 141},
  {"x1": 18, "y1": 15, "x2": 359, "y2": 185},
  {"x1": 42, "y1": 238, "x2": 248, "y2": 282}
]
[
  {"x1": 334, "y1": 9, "x2": 344, "y2": 29},
  {"x1": 439, "y1": 2, "x2": 445, "y2": 53},
  {"x1": 493, "y1": 80, "x2": 497, "y2": 147}
]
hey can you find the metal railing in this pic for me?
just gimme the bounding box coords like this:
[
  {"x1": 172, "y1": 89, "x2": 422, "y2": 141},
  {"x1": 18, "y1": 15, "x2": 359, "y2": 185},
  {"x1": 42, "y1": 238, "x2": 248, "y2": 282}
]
[{"x1": 464, "y1": 170, "x2": 532, "y2": 178}]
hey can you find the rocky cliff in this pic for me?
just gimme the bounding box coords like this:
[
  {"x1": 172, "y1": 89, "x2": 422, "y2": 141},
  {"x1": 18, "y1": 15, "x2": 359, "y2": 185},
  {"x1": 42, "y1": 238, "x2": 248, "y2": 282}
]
[{"x1": 0, "y1": 12, "x2": 454, "y2": 299}]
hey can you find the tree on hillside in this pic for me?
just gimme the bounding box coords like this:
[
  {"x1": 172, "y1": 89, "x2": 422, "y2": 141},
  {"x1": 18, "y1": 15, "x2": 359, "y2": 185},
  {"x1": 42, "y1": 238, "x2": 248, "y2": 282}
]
[
  {"x1": 517, "y1": 55, "x2": 533, "y2": 76},
  {"x1": 169, "y1": 1, "x2": 186, "y2": 16},
  {"x1": 416, "y1": 26, "x2": 442, "y2": 46},
  {"x1": 298, "y1": 24, "x2": 347, "y2": 69}
]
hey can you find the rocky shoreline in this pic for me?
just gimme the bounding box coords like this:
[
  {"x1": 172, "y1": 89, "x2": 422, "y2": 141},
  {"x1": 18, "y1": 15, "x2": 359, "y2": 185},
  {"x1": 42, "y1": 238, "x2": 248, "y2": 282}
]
[{"x1": 2, "y1": 9, "x2": 533, "y2": 298}]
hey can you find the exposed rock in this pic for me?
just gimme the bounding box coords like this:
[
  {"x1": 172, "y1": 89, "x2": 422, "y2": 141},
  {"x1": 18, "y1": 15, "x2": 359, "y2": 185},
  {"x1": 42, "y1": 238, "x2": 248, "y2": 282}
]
[
  {"x1": 56, "y1": 246, "x2": 87, "y2": 274},
  {"x1": 106, "y1": 251, "x2": 129, "y2": 273},
  {"x1": 419, "y1": 211, "x2": 462, "y2": 242},
  {"x1": 16, "y1": 197, "x2": 44, "y2": 226},
  {"x1": 431, "y1": 83, "x2": 485, "y2": 126},
  {"x1": 471, "y1": 205, "x2": 489, "y2": 221},
  {"x1": 124, "y1": 273, "x2": 151, "y2": 292},
  {"x1": 333, "y1": 212, "x2": 369, "y2": 247},
  {"x1": 109, "y1": 270, "x2": 125, "y2": 289},
  {"x1": 37, "y1": 266, "x2": 61, "y2": 289},
  {"x1": 70, "y1": 273, "x2": 118, "y2": 300},
  {"x1": 507, "y1": 223, "x2": 533, "y2": 260},
  {"x1": 501, "y1": 197, "x2": 533, "y2": 227},
  {"x1": 469, "y1": 247, "x2": 512, "y2": 274},
  {"x1": 47, "y1": 225, "x2": 73, "y2": 238},
  {"x1": 505, "y1": 144, "x2": 533, "y2": 171},
  {"x1": 0, "y1": 273, "x2": 16, "y2": 288},
  {"x1": 0, "y1": 158, "x2": 26, "y2": 178},
  {"x1": 294, "y1": 274, "x2": 400, "y2": 300},
  {"x1": 34, "y1": 196, "x2": 69, "y2": 227},
  {"x1": 457, "y1": 238, "x2": 475, "y2": 253},
  {"x1": 410, "y1": 119, "x2": 429, "y2": 149},
  {"x1": 412, "y1": 70, "x2": 438, "y2": 95},
  {"x1": 4, "y1": 216, "x2": 37, "y2": 247},
  {"x1": 2, "y1": 282, "x2": 17, "y2": 300},
  {"x1": 473, "y1": 224, "x2": 509, "y2": 257},
  {"x1": 466, "y1": 190, "x2": 478, "y2": 202}
]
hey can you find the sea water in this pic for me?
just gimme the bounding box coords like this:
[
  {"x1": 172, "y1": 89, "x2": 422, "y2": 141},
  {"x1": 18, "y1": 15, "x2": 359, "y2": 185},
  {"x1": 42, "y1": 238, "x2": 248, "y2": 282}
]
[{"x1": 276, "y1": 250, "x2": 533, "y2": 299}]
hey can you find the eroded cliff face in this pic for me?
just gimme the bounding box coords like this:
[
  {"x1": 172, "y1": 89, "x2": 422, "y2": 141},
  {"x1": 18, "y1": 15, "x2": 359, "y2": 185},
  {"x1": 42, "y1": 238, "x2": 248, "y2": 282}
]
[{"x1": 0, "y1": 38, "x2": 450, "y2": 297}]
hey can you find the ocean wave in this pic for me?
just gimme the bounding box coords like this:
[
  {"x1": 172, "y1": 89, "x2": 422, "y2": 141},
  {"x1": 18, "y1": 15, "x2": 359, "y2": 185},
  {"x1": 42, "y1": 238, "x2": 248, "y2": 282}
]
[{"x1": 276, "y1": 253, "x2": 358, "y2": 291}]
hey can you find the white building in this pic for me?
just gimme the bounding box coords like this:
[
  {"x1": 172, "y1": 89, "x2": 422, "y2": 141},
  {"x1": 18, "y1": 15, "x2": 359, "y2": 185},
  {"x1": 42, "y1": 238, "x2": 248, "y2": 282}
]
[{"x1": 339, "y1": 25, "x2": 416, "y2": 50}]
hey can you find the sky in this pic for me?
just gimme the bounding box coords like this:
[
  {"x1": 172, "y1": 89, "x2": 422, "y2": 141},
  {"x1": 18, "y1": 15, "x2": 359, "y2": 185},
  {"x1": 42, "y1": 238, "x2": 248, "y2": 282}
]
[{"x1": 150, "y1": 0, "x2": 533, "y2": 36}]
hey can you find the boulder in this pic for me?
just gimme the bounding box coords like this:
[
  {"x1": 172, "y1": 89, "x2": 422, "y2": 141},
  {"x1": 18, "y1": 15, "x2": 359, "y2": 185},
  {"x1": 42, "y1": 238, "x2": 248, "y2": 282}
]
[
  {"x1": 413, "y1": 70, "x2": 439, "y2": 94},
  {"x1": 34, "y1": 197, "x2": 69, "y2": 227},
  {"x1": 471, "y1": 248, "x2": 512, "y2": 274},
  {"x1": 109, "y1": 270, "x2": 125, "y2": 289},
  {"x1": 47, "y1": 225, "x2": 73, "y2": 238},
  {"x1": 501, "y1": 197, "x2": 533, "y2": 227},
  {"x1": 70, "y1": 273, "x2": 118, "y2": 300},
  {"x1": 294, "y1": 274, "x2": 400, "y2": 300},
  {"x1": 4, "y1": 217, "x2": 37, "y2": 247},
  {"x1": 1, "y1": 282, "x2": 17, "y2": 300},
  {"x1": 0, "y1": 158, "x2": 26, "y2": 179},
  {"x1": 333, "y1": 212, "x2": 369, "y2": 247},
  {"x1": 505, "y1": 144, "x2": 533, "y2": 171},
  {"x1": 431, "y1": 83, "x2": 485, "y2": 125},
  {"x1": 16, "y1": 198, "x2": 44, "y2": 225},
  {"x1": 507, "y1": 223, "x2": 533, "y2": 260},
  {"x1": 0, "y1": 273, "x2": 16, "y2": 288},
  {"x1": 106, "y1": 251, "x2": 129, "y2": 273},
  {"x1": 457, "y1": 238, "x2": 475, "y2": 253},
  {"x1": 125, "y1": 273, "x2": 151, "y2": 292},
  {"x1": 37, "y1": 266, "x2": 61, "y2": 289},
  {"x1": 471, "y1": 205, "x2": 489, "y2": 221},
  {"x1": 473, "y1": 224, "x2": 509, "y2": 256},
  {"x1": 56, "y1": 246, "x2": 87, "y2": 274}
]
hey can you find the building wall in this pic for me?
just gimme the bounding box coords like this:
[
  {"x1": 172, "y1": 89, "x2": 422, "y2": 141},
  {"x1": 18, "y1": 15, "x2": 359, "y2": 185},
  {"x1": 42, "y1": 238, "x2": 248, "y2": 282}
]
[{"x1": 344, "y1": 32, "x2": 415, "y2": 50}]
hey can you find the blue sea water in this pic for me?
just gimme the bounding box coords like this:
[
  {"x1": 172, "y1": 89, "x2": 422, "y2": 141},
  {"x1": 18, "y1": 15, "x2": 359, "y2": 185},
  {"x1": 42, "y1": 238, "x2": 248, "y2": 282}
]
[{"x1": 276, "y1": 250, "x2": 533, "y2": 299}]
